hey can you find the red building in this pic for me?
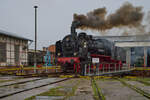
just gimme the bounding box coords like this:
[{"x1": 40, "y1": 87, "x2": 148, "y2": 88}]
[{"x1": 48, "y1": 45, "x2": 56, "y2": 64}]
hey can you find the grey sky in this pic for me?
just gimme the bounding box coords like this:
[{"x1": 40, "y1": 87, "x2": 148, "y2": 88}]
[{"x1": 0, "y1": 0, "x2": 149, "y2": 49}]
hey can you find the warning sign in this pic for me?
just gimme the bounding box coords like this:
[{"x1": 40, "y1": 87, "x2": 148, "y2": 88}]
[{"x1": 92, "y1": 58, "x2": 99, "y2": 63}]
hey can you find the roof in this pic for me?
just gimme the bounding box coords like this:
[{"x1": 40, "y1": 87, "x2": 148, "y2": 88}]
[
  {"x1": 115, "y1": 41, "x2": 150, "y2": 47},
  {"x1": 93, "y1": 35, "x2": 150, "y2": 42},
  {"x1": 0, "y1": 29, "x2": 32, "y2": 41},
  {"x1": 93, "y1": 35, "x2": 150, "y2": 38},
  {"x1": 28, "y1": 49, "x2": 46, "y2": 53}
]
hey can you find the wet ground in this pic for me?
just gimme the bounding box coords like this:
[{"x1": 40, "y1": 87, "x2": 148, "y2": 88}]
[
  {"x1": 0, "y1": 75, "x2": 23, "y2": 83},
  {"x1": 24, "y1": 78, "x2": 94, "y2": 100},
  {"x1": 25, "y1": 78, "x2": 81, "y2": 100},
  {"x1": 0, "y1": 77, "x2": 41, "y2": 87},
  {"x1": 0, "y1": 77, "x2": 64, "y2": 100},
  {"x1": 0, "y1": 75, "x2": 19, "y2": 80},
  {"x1": 96, "y1": 79, "x2": 148, "y2": 100},
  {"x1": 67, "y1": 79, "x2": 94, "y2": 100},
  {"x1": 1, "y1": 84, "x2": 56, "y2": 100},
  {"x1": 126, "y1": 81, "x2": 150, "y2": 93},
  {"x1": 0, "y1": 76, "x2": 150, "y2": 100}
]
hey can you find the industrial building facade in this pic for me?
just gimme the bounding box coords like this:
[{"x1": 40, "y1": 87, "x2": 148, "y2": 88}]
[
  {"x1": 28, "y1": 49, "x2": 46, "y2": 66},
  {"x1": 0, "y1": 30, "x2": 31, "y2": 66},
  {"x1": 95, "y1": 35, "x2": 150, "y2": 67}
]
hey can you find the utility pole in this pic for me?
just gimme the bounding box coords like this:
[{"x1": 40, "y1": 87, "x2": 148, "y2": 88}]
[{"x1": 34, "y1": 6, "x2": 38, "y2": 73}]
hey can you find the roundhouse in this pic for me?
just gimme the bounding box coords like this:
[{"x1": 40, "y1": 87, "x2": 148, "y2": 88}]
[{"x1": 0, "y1": 30, "x2": 32, "y2": 67}]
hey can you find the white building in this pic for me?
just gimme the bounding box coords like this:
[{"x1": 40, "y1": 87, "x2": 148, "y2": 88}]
[{"x1": 0, "y1": 30, "x2": 32, "y2": 67}]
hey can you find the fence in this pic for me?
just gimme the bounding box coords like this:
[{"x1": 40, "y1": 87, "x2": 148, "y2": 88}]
[{"x1": 83, "y1": 63, "x2": 134, "y2": 76}]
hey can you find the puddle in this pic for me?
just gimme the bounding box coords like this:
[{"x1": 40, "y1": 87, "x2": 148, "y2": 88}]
[
  {"x1": 13, "y1": 84, "x2": 26, "y2": 89},
  {"x1": 59, "y1": 86, "x2": 72, "y2": 93},
  {"x1": 79, "y1": 90, "x2": 92, "y2": 94},
  {"x1": 0, "y1": 78, "x2": 63, "y2": 98},
  {"x1": 35, "y1": 96, "x2": 64, "y2": 100},
  {"x1": 78, "y1": 86, "x2": 92, "y2": 94}
]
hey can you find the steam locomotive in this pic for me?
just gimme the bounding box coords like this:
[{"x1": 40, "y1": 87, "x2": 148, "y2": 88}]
[{"x1": 55, "y1": 21, "x2": 122, "y2": 75}]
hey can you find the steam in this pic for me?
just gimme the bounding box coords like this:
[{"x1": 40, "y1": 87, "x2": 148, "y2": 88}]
[
  {"x1": 146, "y1": 11, "x2": 150, "y2": 33},
  {"x1": 73, "y1": 2, "x2": 144, "y2": 31}
]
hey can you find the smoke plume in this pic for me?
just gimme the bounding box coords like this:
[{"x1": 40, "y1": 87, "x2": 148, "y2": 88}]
[
  {"x1": 146, "y1": 11, "x2": 150, "y2": 33},
  {"x1": 73, "y1": 2, "x2": 144, "y2": 31}
]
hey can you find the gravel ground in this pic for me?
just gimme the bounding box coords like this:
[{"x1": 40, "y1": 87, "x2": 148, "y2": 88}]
[
  {"x1": 55, "y1": 78, "x2": 80, "y2": 94},
  {"x1": 67, "y1": 79, "x2": 94, "y2": 100},
  {"x1": 126, "y1": 81, "x2": 150, "y2": 93},
  {"x1": 24, "y1": 78, "x2": 80, "y2": 100},
  {"x1": 96, "y1": 80, "x2": 148, "y2": 100},
  {"x1": 2, "y1": 77, "x2": 149, "y2": 100},
  {"x1": 34, "y1": 78, "x2": 94, "y2": 100}
]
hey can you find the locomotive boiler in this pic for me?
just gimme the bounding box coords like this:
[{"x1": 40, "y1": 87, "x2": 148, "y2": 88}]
[{"x1": 55, "y1": 21, "x2": 122, "y2": 75}]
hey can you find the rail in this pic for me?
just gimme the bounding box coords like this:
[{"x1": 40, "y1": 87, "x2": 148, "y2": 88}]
[
  {"x1": 91, "y1": 77, "x2": 105, "y2": 100},
  {"x1": 0, "y1": 78, "x2": 69, "y2": 99},
  {"x1": 117, "y1": 78, "x2": 150, "y2": 99}
]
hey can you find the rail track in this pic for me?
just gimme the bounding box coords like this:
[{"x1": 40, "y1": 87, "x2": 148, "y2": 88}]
[
  {"x1": 0, "y1": 78, "x2": 70, "y2": 99},
  {"x1": 1, "y1": 75, "x2": 150, "y2": 100},
  {"x1": 117, "y1": 78, "x2": 150, "y2": 99},
  {"x1": 0, "y1": 78, "x2": 45, "y2": 87},
  {"x1": 137, "y1": 80, "x2": 150, "y2": 86},
  {"x1": 91, "y1": 77, "x2": 105, "y2": 100}
]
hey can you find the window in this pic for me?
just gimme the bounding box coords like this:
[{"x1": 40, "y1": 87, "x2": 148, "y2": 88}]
[
  {"x1": 0, "y1": 42, "x2": 6, "y2": 62},
  {"x1": 15, "y1": 45, "x2": 20, "y2": 63}
]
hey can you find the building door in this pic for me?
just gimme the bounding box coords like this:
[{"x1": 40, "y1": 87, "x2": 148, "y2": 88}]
[
  {"x1": 147, "y1": 47, "x2": 150, "y2": 67},
  {"x1": 131, "y1": 47, "x2": 144, "y2": 67}
]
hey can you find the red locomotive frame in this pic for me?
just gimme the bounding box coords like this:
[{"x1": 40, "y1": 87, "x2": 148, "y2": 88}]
[{"x1": 57, "y1": 54, "x2": 122, "y2": 73}]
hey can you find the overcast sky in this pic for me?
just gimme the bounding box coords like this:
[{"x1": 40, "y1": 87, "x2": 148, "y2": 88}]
[{"x1": 0, "y1": 0, "x2": 150, "y2": 49}]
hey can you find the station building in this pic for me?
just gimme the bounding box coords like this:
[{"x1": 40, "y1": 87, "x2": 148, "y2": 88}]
[{"x1": 0, "y1": 30, "x2": 32, "y2": 67}]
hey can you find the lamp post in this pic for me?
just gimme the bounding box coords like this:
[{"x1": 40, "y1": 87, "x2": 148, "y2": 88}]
[{"x1": 34, "y1": 6, "x2": 38, "y2": 73}]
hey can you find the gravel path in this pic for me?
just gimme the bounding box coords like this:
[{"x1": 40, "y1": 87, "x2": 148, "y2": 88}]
[{"x1": 96, "y1": 80, "x2": 148, "y2": 100}]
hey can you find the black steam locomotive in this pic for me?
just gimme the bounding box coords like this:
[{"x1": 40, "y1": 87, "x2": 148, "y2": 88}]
[{"x1": 55, "y1": 21, "x2": 122, "y2": 74}]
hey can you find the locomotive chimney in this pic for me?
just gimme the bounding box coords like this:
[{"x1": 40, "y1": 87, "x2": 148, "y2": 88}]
[{"x1": 71, "y1": 21, "x2": 81, "y2": 37}]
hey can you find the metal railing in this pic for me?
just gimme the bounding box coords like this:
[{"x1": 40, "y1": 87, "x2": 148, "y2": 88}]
[{"x1": 84, "y1": 63, "x2": 133, "y2": 76}]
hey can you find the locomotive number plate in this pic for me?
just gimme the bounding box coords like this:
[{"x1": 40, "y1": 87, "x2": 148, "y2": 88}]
[{"x1": 92, "y1": 58, "x2": 99, "y2": 63}]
